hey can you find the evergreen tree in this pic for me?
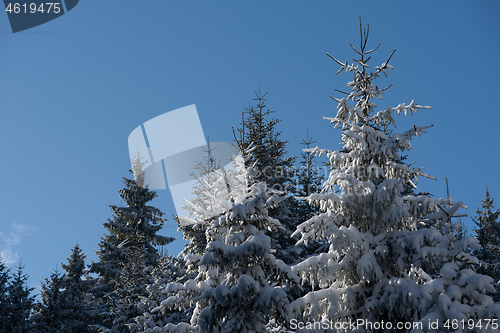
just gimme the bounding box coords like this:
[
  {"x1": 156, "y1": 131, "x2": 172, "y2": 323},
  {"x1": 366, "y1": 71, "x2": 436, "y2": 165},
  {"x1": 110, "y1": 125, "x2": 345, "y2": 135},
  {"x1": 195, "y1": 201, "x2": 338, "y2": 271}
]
[
  {"x1": 177, "y1": 144, "x2": 229, "y2": 258},
  {"x1": 90, "y1": 164, "x2": 174, "y2": 329},
  {"x1": 233, "y1": 88, "x2": 300, "y2": 265},
  {"x1": 91, "y1": 175, "x2": 173, "y2": 285},
  {"x1": 473, "y1": 188, "x2": 500, "y2": 302},
  {"x1": 177, "y1": 143, "x2": 251, "y2": 260},
  {"x1": 128, "y1": 255, "x2": 188, "y2": 332},
  {"x1": 102, "y1": 248, "x2": 151, "y2": 333},
  {"x1": 61, "y1": 244, "x2": 95, "y2": 332},
  {"x1": 0, "y1": 257, "x2": 10, "y2": 333},
  {"x1": 6, "y1": 261, "x2": 35, "y2": 333},
  {"x1": 159, "y1": 152, "x2": 301, "y2": 332},
  {"x1": 31, "y1": 270, "x2": 66, "y2": 332},
  {"x1": 32, "y1": 245, "x2": 95, "y2": 333},
  {"x1": 289, "y1": 22, "x2": 499, "y2": 332},
  {"x1": 295, "y1": 130, "x2": 325, "y2": 225},
  {"x1": 233, "y1": 88, "x2": 296, "y2": 192}
]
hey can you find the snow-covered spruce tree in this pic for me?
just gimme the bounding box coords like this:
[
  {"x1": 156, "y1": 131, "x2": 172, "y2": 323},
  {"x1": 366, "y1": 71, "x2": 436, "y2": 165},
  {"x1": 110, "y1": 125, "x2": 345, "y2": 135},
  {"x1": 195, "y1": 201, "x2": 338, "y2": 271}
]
[
  {"x1": 128, "y1": 255, "x2": 188, "y2": 332},
  {"x1": 101, "y1": 248, "x2": 151, "y2": 333},
  {"x1": 289, "y1": 22, "x2": 500, "y2": 332},
  {"x1": 135, "y1": 151, "x2": 252, "y2": 332},
  {"x1": 233, "y1": 88, "x2": 302, "y2": 265},
  {"x1": 6, "y1": 261, "x2": 35, "y2": 333},
  {"x1": 177, "y1": 143, "x2": 251, "y2": 261},
  {"x1": 154, "y1": 151, "x2": 301, "y2": 332},
  {"x1": 90, "y1": 162, "x2": 174, "y2": 329},
  {"x1": 176, "y1": 144, "x2": 236, "y2": 258},
  {"x1": 473, "y1": 188, "x2": 500, "y2": 302}
]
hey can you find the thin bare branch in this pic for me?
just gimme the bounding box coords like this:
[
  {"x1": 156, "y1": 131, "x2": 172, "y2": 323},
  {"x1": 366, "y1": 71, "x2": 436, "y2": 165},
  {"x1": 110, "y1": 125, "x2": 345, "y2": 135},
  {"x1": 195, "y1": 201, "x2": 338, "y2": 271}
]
[
  {"x1": 330, "y1": 96, "x2": 342, "y2": 103},
  {"x1": 350, "y1": 43, "x2": 362, "y2": 55},
  {"x1": 385, "y1": 48, "x2": 397, "y2": 65},
  {"x1": 359, "y1": 17, "x2": 363, "y2": 51},
  {"x1": 354, "y1": 59, "x2": 370, "y2": 68},
  {"x1": 364, "y1": 43, "x2": 382, "y2": 55},
  {"x1": 326, "y1": 53, "x2": 345, "y2": 66},
  {"x1": 363, "y1": 24, "x2": 370, "y2": 50},
  {"x1": 335, "y1": 89, "x2": 350, "y2": 95},
  {"x1": 382, "y1": 82, "x2": 395, "y2": 91}
]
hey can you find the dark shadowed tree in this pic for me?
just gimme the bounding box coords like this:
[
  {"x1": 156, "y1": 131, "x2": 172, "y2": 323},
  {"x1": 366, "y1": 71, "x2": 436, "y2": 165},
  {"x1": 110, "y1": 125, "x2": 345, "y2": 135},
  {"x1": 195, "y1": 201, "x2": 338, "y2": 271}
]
[
  {"x1": 6, "y1": 261, "x2": 35, "y2": 333},
  {"x1": 473, "y1": 187, "x2": 500, "y2": 302},
  {"x1": 90, "y1": 163, "x2": 174, "y2": 329},
  {"x1": 233, "y1": 88, "x2": 300, "y2": 264},
  {"x1": 0, "y1": 257, "x2": 10, "y2": 332}
]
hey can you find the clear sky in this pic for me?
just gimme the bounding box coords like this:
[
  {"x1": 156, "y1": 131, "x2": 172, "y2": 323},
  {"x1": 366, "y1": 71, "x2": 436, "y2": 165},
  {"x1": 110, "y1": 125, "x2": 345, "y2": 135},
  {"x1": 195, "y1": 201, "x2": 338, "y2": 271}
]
[{"x1": 1, "y1": 1, "x2": 499, "y2": 295}]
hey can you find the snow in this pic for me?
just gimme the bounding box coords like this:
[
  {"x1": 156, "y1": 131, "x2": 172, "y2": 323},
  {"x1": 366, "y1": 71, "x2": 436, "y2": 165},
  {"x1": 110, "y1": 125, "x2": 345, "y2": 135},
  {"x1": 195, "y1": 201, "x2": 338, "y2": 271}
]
[{"x1": 135, "y1": 38, "x2": 500, "y2": 333}]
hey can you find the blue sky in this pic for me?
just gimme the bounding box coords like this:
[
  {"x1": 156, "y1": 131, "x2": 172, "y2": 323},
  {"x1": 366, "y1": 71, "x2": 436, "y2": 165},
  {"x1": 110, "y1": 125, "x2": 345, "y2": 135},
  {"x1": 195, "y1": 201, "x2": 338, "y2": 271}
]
[{"x1": 1, "y1": 1, "x2": 499, "y2": 294}]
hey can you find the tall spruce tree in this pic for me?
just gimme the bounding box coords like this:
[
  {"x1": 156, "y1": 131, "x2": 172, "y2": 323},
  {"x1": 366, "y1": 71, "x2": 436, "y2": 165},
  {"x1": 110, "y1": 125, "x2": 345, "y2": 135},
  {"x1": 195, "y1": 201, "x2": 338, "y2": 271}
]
[
  {"x1": 289, "y1": 131, "x2": 326, "y2": 287},
  {"x1": 90, "y1": 164, "x2": 174, "y2": 329},
  {"x1": 91, "y1": 177, "x2": 173, "y2": 285},
  {"x1": 233, "y1": 88, "x2": 300, "y2": 264},
  {"x1": 31, "y1": 270, "x2": 66, "y2": 332},
  {"x1": 473, "y1": 188, "x2": 500, "y2": 302},
  {"x1": 102, "y1": 248, "x2": 151, "y2": 333},
  {"x1": 233, "y1": 88, "x2": 295, "y2": 192},
  {"x1": 61, "y1": 244, "x2": 95, "y2": 332},
  {"x1": 289, "y1": 21, "x2": 499, "y2": 331},
  {"x1": 295, "y1": 130, "x2": 325, "y2": 225},
  {"x1": 6, "y1": 261, "x2": 35, "y2": 333},
  {"x1": 0, "y1": 257, "x2": 10, "y2": 333},
  {"x1": 32, "y1": 245, "x2": 95, "y2": 332}
]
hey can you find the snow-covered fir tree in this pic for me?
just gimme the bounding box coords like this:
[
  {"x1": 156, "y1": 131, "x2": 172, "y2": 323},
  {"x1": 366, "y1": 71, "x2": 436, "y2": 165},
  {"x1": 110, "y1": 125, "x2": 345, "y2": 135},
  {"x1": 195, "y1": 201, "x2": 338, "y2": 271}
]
[
  {"x1": 128, "y1": 255, "x2": 188, "y2": 332},
  {"x1": 473, "y1": 188, "x2": 500, "y2": 302},
  {"x1": 153, "y1": 150, "x2": 301, "y2": 332},
  {"x1": 289, "y1": 22, "x2": 500, "y2": 332},
  {"x1": 176, "y1": 143, "x2": 236, "y2": 258},
  {"x1": 130, "y1": 150, "x2": 252, "y2": 332},
  {"x1": 102, "y1": 248, "x2": 151, "y2": 333},
  {"x1": 177, "y1": 142, "x2": 251, "y2": 260},
  {"x1": 90, "y1": 162, "x2": 174, "y2": 329},
  {"x1": 6, "y1": 261, "x2": 35, "y2": 333},
  {"x1": 233, "y1": 88, "x2": 302, "y2": 265}
]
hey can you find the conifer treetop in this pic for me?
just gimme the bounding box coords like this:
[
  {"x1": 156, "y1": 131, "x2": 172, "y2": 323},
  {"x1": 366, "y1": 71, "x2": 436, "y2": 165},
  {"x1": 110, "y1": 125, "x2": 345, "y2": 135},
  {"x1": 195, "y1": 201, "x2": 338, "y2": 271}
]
[{"x1": 299, "y1": 19, "x2": 443, "y2": 235}]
